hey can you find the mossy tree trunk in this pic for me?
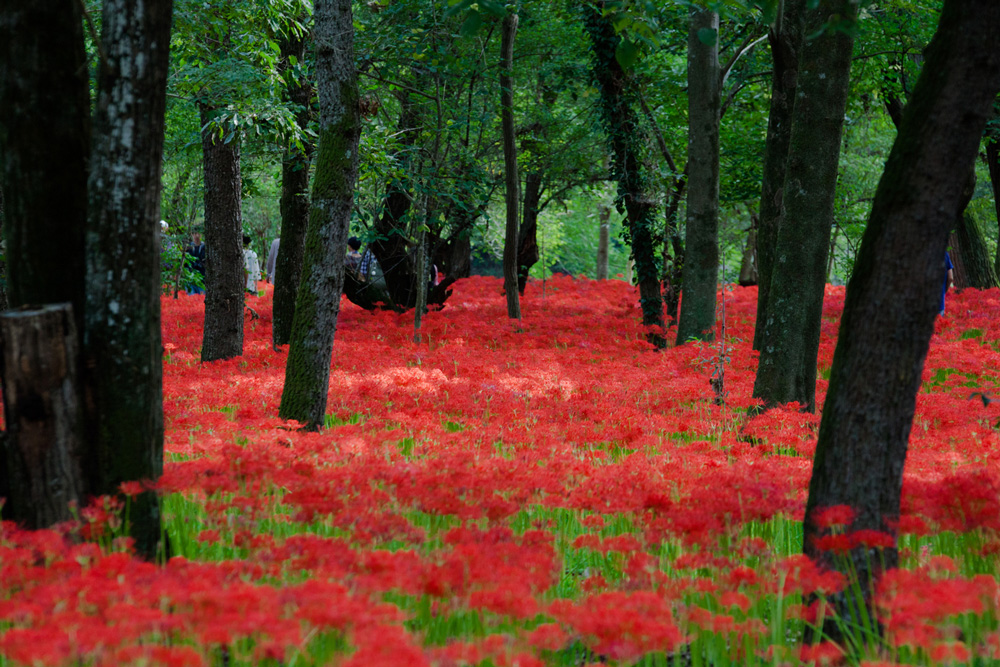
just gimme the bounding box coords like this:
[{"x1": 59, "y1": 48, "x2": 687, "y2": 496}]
[
  {"x1": 752, "y1": 0, "x2": 804, "y2": 350},
  {"x1": 676, "y1": 7, "x2": 720, "y2": 344},
  {"x1": 804, "y1": 0, "x2": 1000, "y2": 639},
  {"x1": 753, "y1": 0, "x2": 857, "y2": 412},
  {"x1": 199, "y1": 105, "x2": 244, "y2": 362},
  {"x1": 278, "y1": 0, "x2": 361, "y2": 430},
  {"x1": 500, "y1": 12, "x2": 521, "y2": 320},
  {"x1": 83, "y1": 0, "x2": 173, "y2": 559},
  {"x1": 583, "y1": 2, "x2": 664, "y2": 347},
  {"x1": 985, "y1": 135, "x2": 1000, "y2": 277},
  {"x1": 273, "y1": 19, "x2": 314, "y2": 348}
]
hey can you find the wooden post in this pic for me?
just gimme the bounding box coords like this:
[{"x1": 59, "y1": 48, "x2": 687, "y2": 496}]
[{"x1": 0, "y1": 303, "x2": 85, "y2": 528}]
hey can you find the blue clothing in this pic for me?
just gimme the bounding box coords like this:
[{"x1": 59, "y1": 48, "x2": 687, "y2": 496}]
[{"x1": 939, "y1": 251, "x2": 953, "y2": 314}]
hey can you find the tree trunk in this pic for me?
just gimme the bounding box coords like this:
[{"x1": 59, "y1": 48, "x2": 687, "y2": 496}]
[
  {"x1": 0, "y1": 186, "x2": 8, "y2": 312},
  {"x1": 500, "y1": 12, "x2": 521, "y2": 320},
  {"x1": 753, "y1": 0, "x2": 857, "y2": 412},
  {"x1": 596, "y1": 204, "x2": 610, "y2": 280},
  {"x1": 517, "y1": 170, "x2": 542, "y2": 294},
  {"x1": 677, "y1": 7, "x2": 720, "y2": 344},
  {"x1": 199, "y1": 105, "x2": 244, "y2": 362},
  {"x1": 752, "y1": 0, "x2": 804, "y2": 350},
  {"x1": 0, "y1": 0, "x2": 90, "y2": 526},
  {"x1": 804, "y1": 0, "x2": 1000, "y2": 641},
  {"x1": 583, "y1": 3, "x2": 664, "y2": 347},
  {"x1": 278, "y1": 0, "x2": 361, "y2": 430},
  {"x1": 950, "y1": 212, "x2": 998, "y2": 289},
  {"x1": 986, "y1": 137, "x2": 1000, "y2": 277},
  {"x1": 83, "y1": 0, "x2": 172, "y2": 559},
  {"x1": 0, "y1": 305, "x2": 86, "y2": 529},
  {"x1": 0, "y1": 0, "x2": 89, "y2": 328},
  {"x1": 273, "y1": 22, "x2": 314, "y2": 348}
]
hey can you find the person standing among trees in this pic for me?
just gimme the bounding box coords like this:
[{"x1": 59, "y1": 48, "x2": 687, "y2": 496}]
[
  {"x1": 186, "y1": 231, "x2": 206, "y2": 294},
  {"x1": 940, "y1": 250, "x2": 954, "y2": 315},
  {"x1": 243, "y1": 233, "x2": 260, "y2": 295}
]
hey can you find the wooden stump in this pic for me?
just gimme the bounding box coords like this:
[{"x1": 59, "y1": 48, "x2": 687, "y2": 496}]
[{"x1": 0, "y1": 303, "x2": 84, "y2": 528}]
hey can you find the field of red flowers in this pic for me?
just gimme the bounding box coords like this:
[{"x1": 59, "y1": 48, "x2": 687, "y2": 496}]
[{"x1": 3, "y1": 276, "x2": 1000, "y2": 667}]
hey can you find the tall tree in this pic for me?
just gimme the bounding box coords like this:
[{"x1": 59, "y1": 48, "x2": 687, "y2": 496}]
[
  {"x1": 279, "y1": 0, "x2": 361, "y2": 430},
  {"x1": 500, "y1": 11, "x2": 522, "y2": 320},
  {"x1": 803, "y1": 0, "x2": 1000, "y2": 636},
  {"x1": 676, "y1": 7, "x2": 720, "y2": 344},
  {"x1": 752, "y1": 0, "x2": 804, "y2": 350},
  {"x1": 753, "y1": 0, "x2": 858, "y2": 411},
  {"x1": 583, "y1": 2, "x2": 665, "y2": 346},
  {"x1": 84, "y1": 0, "x2": 173, "y2": 558},
  {"x1": 199, "y1": 105, "x2": 244, "y2": 362},
  {"x1": 273, "y1": 13, "x2": 314, "y2": 348}
]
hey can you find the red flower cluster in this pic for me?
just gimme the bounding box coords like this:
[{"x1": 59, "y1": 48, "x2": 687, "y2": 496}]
[{"x1": 1, "y1": 277, "x2": 999, "y2": 665}]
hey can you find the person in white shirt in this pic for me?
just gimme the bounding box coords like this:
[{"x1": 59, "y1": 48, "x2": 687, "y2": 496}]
[{"x1": 243, "y1": 234, "x2": 260, "y2": 294}]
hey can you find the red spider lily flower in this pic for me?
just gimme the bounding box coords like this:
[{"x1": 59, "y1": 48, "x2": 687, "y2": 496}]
[
  {"x1": 718, "y1": 590, "x2": 752, "y2": 613},
  {"x1": 929, "y1": 641, "x2": 971, "y2": 663},
  {"x1": 799, "y1": 641, "x2": 844, "y2": 665},
  {"x1": 523, "y1": 622, "x2": 568, "y2": 652},
  {"x1": 812, "y1": 505, "x2": 856, "y2": 529}
]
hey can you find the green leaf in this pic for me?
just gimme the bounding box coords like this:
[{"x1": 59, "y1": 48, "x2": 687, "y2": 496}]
[
  {"x1": 460, "y1": 10, "x2": 483, "y2": 38},
  {"x1": 615, "y1": 37, "x2": 642, "y2": 69},
  {"x1": 697, "y1": 27, "x2": 718, "y2": 47}
]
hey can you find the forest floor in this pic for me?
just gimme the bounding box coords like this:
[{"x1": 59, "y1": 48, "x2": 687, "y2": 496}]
[{"x1": 2, "y1": 276, "x2": 1000, "y2": 667}]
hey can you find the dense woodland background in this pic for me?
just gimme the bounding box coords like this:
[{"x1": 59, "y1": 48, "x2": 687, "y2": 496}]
[{"x1": 148, "y1": 0, "x2": 999, "y2": 288}]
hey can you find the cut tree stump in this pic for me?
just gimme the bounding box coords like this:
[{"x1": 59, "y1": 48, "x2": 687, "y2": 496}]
[{"x1": 0, "y1": 303, "x2": 85, "y2": 528}]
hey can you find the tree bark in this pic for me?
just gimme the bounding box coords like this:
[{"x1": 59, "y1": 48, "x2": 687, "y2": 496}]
[
  {"x1": 278, "y1": 0, "x2": 361, "y2": 430},
  {"x1": 804, "y1": 0, "x2": 1000, "y2": 639},
  {"x1": 500, "y1": 12, "x2": 522, "y2": 320},
  {"x1": 273, "y1": 21, "x2": 314, "y2": 348},
  {"x1": 753, "y1": 0, "x2": 857, "y2": 412},
  {"x1": 0, "y1": 305, "x2": 85, "y2": 529},
  {"x1": 517, "y1": 170, "x2": 542, "y2": 294},
  {"x1": 83, "y1": 0, "x2": 172, "y2": 559},
  {"x1": 0, "y1": 0, "x2": 89, "y2": 328},
  {"x1": 752, "y1": 0, "x2": 804, "y2": 350},
  {"x1": 0, "y1": 186, "x2": 8, "y2": 312},
  {"x1": 583, "y1": 3, "x2": 664, "y2": 347},
  {"x1": 677, "y1": 7, "x2": 720, "y2": 344},
  {"x1": 986, "y1": 137, "x2": 1000, "y2": 277},
  {"x1": 199, "y1": 106, "x2": 244, "y2": 362},
  {"x1": 950, "y1": 212, "x2": 998, "y2": 289}
]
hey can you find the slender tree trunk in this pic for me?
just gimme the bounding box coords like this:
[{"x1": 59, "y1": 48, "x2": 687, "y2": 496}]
[
  {"x1": 596, "y1": 204, "x2": 610, "y2": 280},
  {"x1": 677, "y1": 7, "x2": 720, "y2": 344},
  {"x1": 753, "y1": 0, "x2": 804, "y2": 350},
  {"x1": 199, "y1": 106, "x2": 244, "y2": 362},
  {"x1": 583, "y1": 3, "x2": 664, "y2": 346},
  {"x1": 517, "y1": 170, "x2": 541, "y2": 294},
  {"x1": 0, "y1": 0, "x2": 90, "y2": 524},
  {"x1": 753, "y1": 0, "x2": 857, "y2": 411},
  {"x1": 279, "y1": 0, "x2": 361, "y2": 430},
  {"x1": 500, "y1": 12, "x2": 521, "y2": 320},
  {"x1": 273, "y1": 22, "x2": 314, "y2": 348},
  {"x1": 83, "y1": 0, "x2": 172, "y2": 559},
  {"x1": 804, "y1": 0, "x2": 1000, "y2": 640}
]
